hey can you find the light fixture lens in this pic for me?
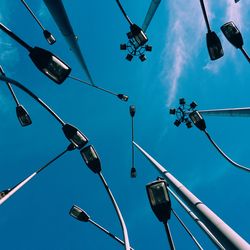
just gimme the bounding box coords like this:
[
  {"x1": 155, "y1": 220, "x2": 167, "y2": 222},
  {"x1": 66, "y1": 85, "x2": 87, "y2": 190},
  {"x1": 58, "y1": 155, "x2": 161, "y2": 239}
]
[
  {"x1": 29, "y1": 47, "x2": 71, "y2": 84},
  {"x1": 43, "y1": 30, "x2": 56, "y2": 45},
  {"x1": 16, "y1": 105, "x2": 32, "y2": 127},
  {"x1": 69, "y1": 205, "x2": 90, "y2": 222},
  {"x1": 80, "y1": 145, "x2": 101, "y2": 173},
  {"x1": 206, "y1": 31, "x2": 224, "y2": 60},
  {"x1": 62, "y1": 124, "x2": 88, "y2": 149}
]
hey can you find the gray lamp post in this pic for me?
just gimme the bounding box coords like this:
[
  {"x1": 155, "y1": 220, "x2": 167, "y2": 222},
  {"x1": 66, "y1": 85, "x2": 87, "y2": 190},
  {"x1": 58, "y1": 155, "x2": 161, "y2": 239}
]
[
  {"x1": 0, "y1": 144, "x2": 75, "y2": 205},
  {"x1": 133, "y1": 141, "x2": 250, "y2": 249},
  {"x1": 80, "y1": 145, "x2": 131, "y2": 250}
]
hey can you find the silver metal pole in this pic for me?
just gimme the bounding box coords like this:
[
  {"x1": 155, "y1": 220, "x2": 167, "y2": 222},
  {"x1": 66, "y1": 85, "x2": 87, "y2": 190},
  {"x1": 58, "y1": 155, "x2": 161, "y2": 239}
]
[
  {"x1": 168, "y1": 187, "x2": 224, "y2": 249},
  {"x1": 133, "y1": 142, "x2": 250, "y2": 250}
]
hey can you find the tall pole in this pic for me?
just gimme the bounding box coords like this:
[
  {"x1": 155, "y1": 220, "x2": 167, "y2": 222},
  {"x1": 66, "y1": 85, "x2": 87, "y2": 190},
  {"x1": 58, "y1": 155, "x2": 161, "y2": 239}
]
[
  {"x1": 133, "y1": 142, "x2": 250, "y2": 249},
  {"x1": 0, "y1": 144, "x2": 74, "y2": 205},
  {"x1": 98, "y1": 172, "x2": 130, "y2": 250}
]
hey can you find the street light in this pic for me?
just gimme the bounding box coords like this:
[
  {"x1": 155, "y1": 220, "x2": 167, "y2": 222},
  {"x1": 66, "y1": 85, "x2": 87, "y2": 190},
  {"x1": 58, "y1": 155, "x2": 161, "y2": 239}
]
[
  {"x1": 69, "y1": 205, "x2": 134, "y2": 250},
  {"x1": 221, "y1": 21, "x2": 250, "y2": 63},
  {"x1": 134, "y1": 142, "x2": 250, "y2": 249},
  {"x1": 80, "y1": 145, "x2": 131, "y2": 250},
  {"x1": 0, "y1": 75, "x2": 89, "y2": 149},
  {"x1": 0, "y1": 66, "x2": 32, "y2": 127},
  {"x1": 129, "y1": 105, "x2": 136, "y2": 177},
  {"x1": 170, "y1": 99, "x2": 250, "y2": 172},
  {"x1": 146, "y1": 179, "x2": 175, "y2": 250},
  {"x1": 0, "y1": 23, "x2": 71, "y2": 84},
  {"x1": 116, "y1": 0, "x2": 155, "y2": 61},
  {"x1": 199, "y1": 0, "x2": 224, "y2": 60},
  {"x1": 0, "y1": 143, "x2": 75, "y2": 205},
  {"x1": 20, "y1": 0, "x2": 56, "y2": 45}
]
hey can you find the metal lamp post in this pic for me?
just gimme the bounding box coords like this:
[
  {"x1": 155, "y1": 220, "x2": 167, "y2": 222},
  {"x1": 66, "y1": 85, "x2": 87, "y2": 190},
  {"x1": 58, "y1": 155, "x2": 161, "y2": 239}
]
[
  {"x1": 0, "y1": 143, "x2": 75, "y2": 205},
  {"x1": 170, "y1": 99, "x2": 250, "y2": 172},
  {"x1": 80, "y1": 145, "x2": 131, "y2": 250},
  {"x1": 69, "y1": 205, "x2": 134, "y2": 250},
  {"x1": 134, "y1": 142, "x2": 250, "y2": 249}
]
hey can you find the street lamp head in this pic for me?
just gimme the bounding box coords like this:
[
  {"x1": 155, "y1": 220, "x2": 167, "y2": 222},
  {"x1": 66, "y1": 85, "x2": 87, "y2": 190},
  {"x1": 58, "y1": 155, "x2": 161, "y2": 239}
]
[
  {"x1": 206, "y1": 31, "x2": 224, "y2": 60},
  {"x1": 146, "y1": 179, "x2": 171, "y2": 222},
  {"x1": 117, "y1": 94, "x2": 129, "y2": 102},
  {"x1": 43, "y1": 30, "x2": 56, "y2": 45},
  {"x1": 221, "y1": 21, "x2": 243, "y2": 49},
  {"x1": 130, "y1": 166, "x2": 136, "y2": 178},
  {"x1": 189, "y1": 111, "x2": 206, "y2": 131},
  {"x1": 62, "y1": 124, "x2": 88, "y2": 149},
  {"x1": 16, "y1": 105, "x2": 32, "y2": 126},
  {"x1": 130, "y1": 24, "x2": 148, "y2": 47},
  {"x1": 129, "y1": 105, "x2": 136, "y2": 117},
  {"x1": 69, "y1": 205, "x2": 90, "y2": 222},
  {"x1": 80, "y1": 145, "x2": 101, "y2": 174},
  {"x1": 29, "y1": 47, "x2": 71, "y2": 84}
]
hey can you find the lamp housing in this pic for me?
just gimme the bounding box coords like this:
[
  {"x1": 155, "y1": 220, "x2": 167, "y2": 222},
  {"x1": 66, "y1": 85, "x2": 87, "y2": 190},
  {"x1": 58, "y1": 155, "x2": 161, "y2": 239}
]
[
  {"x1": 206, "y1": 31, "x2": 224, "y2": 60},
  {"x1": 139, "y1": 54, "x2": 146, "y2": 62},
  {"x1": 80, "y1": 145, "x2": 101, "y2": 174},
  {"x1": 221, "y1": 21, "x2": 243, "y2": 49},
  {"x1": 29, "y1": 47, "x2": 71, "y2": 84},
  {"x1": 62, "y1": 124, "x2": 88, "y2": 149},
  {"x1": 146, "y1": 179, "x2": 171, "y2": 222},
  {"x1": 117, "y1": 94, "x2": 129, "y2": 101},
  {"x1": 130, "y1": 105, "x2": 136, "y2": 117},
  {"x1": 69, "y1": 205, "x2": 90, "y2": 222},
  {"x1": 16, "y1": 105, "x2": 32, "y2": 126},
  {"x1": 189, "y1": 111, "x2": 206, "y2": 131},
  {"x1": 130, "y1": 167, "x2": 136, "y2": 178},
  {"x1": 179, "y1": 98, "x2": 186, "y2": 105},
  {"x1": 43, "y1": 30, "x2": 56, "y2": 45},
  {"x1": 130, "y1": 24, "x2": 148, "y2": 47}
]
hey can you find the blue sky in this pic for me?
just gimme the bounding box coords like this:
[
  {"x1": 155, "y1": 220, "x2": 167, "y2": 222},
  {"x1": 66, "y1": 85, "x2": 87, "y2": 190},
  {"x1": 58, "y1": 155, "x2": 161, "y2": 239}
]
[{"x1": 0, "y1": 0, "x2": 249, "y2": 249}]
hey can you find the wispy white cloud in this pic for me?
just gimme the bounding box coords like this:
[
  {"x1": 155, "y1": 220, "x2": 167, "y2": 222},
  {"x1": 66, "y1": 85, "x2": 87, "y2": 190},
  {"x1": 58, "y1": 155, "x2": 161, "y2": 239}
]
[{"x1": 162, "y1": 1, "x2": 204, "y2": 107}]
